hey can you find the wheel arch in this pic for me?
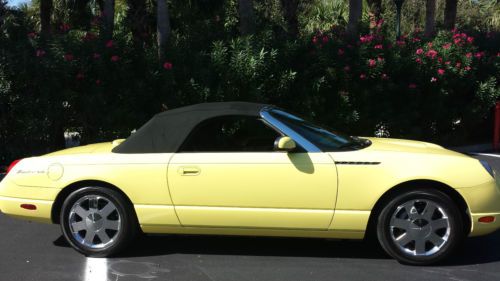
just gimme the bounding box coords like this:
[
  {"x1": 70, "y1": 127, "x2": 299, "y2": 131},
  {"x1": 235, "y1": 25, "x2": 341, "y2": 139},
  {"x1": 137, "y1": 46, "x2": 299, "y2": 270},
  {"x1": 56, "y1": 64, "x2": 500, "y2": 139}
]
[
  {"x1": 51, "y1": 180, "x2": 137, "y2": 224},
  {"x1": 365, "y1": 179, "x2": 471, "y2": 239}
]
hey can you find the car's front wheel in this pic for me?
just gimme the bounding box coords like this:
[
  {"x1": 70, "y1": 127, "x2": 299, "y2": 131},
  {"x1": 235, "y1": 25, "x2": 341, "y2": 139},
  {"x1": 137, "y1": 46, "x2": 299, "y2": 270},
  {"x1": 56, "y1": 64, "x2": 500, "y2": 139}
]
[
  {"x1": 60, "y1": 186, "x2": 137, "y2": 257},
  {"x1": 377, "y1": 189, "x2": 465, "y2": 265}
]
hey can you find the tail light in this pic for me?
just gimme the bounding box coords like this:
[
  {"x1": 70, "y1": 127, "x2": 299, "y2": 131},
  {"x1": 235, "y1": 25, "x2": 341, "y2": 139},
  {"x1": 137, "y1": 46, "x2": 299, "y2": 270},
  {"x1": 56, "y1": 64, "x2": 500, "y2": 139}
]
[{"x1": 6, "y1": 159, "x2": 22, "y2": 174}]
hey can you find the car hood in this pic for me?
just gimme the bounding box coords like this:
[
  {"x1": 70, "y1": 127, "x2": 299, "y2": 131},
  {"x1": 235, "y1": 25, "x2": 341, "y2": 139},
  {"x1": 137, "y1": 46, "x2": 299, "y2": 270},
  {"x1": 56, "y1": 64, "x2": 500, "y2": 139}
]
[
  {"x1": 362, "y1": 137, "x2": 465, "y2": 157},
  {"x1": 44, "y1": 139, "x2": 124, "y2": 156}
]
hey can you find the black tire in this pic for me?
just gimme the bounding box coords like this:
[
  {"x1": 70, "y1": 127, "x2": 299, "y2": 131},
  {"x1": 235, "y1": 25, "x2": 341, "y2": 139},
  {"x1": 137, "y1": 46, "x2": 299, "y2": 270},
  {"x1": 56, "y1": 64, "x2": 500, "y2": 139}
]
[
  {"x1": 376, "y1": 189, "x2": 464, "y2": 265},
  {"x1": 60, "y1": 186, "x2": 138, "y2": 257}
]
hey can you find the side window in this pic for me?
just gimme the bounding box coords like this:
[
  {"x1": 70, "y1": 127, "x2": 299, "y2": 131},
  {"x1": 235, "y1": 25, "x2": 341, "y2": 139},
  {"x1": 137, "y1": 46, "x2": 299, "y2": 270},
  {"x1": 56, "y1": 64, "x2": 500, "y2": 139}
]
[{"x1": 179, "y1": 116, "x2": 282, "y2": 152}]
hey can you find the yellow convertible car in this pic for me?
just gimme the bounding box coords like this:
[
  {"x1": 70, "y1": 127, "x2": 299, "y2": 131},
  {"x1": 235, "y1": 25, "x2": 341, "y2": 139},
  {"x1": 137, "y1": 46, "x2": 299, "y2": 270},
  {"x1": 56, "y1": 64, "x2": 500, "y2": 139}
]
[{"x1": 1, "y1": 102, "x2": 499, "y2": 265}]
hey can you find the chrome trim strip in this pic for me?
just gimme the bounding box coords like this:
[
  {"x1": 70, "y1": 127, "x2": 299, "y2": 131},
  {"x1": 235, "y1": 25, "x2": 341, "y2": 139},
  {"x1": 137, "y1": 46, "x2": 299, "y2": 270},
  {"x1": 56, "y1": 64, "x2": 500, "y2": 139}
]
[
  {"x1": 260, "y1": 109, "x2": 321, "y2": 152},
  {"x1": 335, "y1": 161, "x2": 380, "y2": 165}
]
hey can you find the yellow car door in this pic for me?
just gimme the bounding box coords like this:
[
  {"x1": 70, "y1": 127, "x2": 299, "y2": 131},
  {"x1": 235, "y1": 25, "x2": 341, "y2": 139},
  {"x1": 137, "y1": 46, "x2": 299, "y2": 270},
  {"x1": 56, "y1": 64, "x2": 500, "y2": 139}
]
[{"x1": 167, "y1": 115, "x2": 338, "y2": 230}]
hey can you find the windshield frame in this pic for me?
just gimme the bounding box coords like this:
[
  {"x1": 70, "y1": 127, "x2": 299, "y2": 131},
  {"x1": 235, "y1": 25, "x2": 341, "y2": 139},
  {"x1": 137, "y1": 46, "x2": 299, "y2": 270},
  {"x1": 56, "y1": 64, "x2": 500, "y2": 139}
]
[{"x1": 261, "y1": 108, "x2": 367, "y2": 152}]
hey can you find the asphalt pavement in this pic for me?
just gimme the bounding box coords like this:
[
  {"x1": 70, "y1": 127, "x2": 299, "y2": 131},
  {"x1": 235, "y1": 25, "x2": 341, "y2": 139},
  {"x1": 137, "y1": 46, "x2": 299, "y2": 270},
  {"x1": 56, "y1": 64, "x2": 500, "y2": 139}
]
[{"x1": 0, "y1": 154, "x2": 499, "y2": 281}]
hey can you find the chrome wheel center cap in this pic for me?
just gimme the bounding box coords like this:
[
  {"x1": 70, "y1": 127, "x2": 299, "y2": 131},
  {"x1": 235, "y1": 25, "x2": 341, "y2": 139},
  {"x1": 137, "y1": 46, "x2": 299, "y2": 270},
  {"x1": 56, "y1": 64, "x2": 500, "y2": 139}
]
[{"x1": 86, "y1": 213, "x2": 103, "y2": 231}]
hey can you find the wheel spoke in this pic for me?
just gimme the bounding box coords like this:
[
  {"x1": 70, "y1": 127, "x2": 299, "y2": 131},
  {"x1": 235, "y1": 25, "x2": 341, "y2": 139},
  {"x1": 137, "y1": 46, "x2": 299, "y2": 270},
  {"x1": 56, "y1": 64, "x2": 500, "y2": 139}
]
[
  {"x1": 74, "y1": 205, "x2": 88, "y2": 218},
  {"x1": 103, "y1": 219, "x2": 120, "y2": 231},
  {"x1": 422, "y1": 203, "x2": 437, "y2": 220},
  {"x1": 395, "y1": 233, "x2": 413, "y2": 247},
  {"x1": 71, "y1": 221, "x2": 87, "y2": 232},
  {"x1": 428, "y1": 233, "x2": 445, "y2": 247},
  {"x1": 430, "y1": 218, "x2": 448, "y2": 230},
  {"x1": 97, "y1": 231, "x2": 111, "y2": 244},
  {"x1": 415, "y1": 239, "x2": 426, "y2": 255},
  {"x1": 83, "y1": 230, "x2": 96, "y2": 245},
  {"x1": 391, "y1": 218, "x2": 411, "y2": 230},
  {"x1": 99, "y1": 202, "x2": 116, "y2": 218},
  {"x1": 88, "y1": 197, "x2": 99, "y2": 212}
]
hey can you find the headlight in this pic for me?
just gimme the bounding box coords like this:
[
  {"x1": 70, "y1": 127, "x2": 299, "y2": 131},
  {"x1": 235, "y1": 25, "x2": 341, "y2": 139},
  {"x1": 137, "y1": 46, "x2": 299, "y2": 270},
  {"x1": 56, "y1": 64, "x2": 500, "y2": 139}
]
[{"x1": 480, "y1": 160, "x2": 495, "y2": 178}]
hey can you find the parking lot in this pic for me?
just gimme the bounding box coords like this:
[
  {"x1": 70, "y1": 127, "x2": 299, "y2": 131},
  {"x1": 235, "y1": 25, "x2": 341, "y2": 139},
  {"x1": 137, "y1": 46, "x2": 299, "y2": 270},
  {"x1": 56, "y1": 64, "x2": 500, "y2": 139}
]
[{"x1": 0, "y1": 154, "x2": 499, "y2": 281}]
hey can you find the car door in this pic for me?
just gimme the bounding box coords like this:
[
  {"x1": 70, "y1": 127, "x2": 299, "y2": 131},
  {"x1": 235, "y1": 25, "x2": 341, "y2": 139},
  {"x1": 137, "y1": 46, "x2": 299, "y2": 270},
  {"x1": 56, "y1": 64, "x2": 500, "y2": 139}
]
[{"x1": 167, "y1": 115, "x2": 338, "y2": 230}]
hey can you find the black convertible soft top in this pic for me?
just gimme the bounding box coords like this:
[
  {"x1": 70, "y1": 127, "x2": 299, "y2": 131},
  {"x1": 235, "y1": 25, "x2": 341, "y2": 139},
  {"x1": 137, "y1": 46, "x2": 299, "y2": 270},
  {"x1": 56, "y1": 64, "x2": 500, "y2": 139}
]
[{"x1": 112, "y1": 102, "x2": 271, "y2": 153}]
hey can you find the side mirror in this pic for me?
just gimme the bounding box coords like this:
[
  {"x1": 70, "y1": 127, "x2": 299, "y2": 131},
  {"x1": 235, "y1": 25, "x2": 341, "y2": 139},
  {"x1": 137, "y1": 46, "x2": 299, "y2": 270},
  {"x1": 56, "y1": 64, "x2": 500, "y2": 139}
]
[{"x1": 274, "y1": 136, "x2": 296, "y2": 152}]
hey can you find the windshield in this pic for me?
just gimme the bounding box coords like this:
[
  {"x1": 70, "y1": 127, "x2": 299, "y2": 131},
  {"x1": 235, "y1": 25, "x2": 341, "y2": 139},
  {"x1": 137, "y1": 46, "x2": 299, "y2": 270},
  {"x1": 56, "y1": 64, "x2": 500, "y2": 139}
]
[{"x1": 268, "y1": 109, "x2": 369, "y2": 151}]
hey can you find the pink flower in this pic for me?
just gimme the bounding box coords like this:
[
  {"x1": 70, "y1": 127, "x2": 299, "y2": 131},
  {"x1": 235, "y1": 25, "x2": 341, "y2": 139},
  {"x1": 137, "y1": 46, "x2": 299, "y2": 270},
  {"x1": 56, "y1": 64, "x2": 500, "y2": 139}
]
[
  {"x1": 76, "y1": 72, "x2": 84, "y2": 80},
  {"x1": 110, "y1": 55, "x2": 120, "y2": 62},
  {"x1": 455, "y1": 62, "x2": 462, "y2": 68},
  {"x1": 63, "y1": 54, "x2": 74, "y2": 61},
  {"x1": 437, "y1": 69, "x2": 445, "y2": 75},
  {"x1": 93, "y1": 53, "x2": 101, "y2": 59},
  {"x1": 427, "y1": 42, "x2": 433, "y2": 48},
  {"x1": 465, "y1": 52, "x2": 472, "y2": 58},
  {"x1": 438, "y1": 57, "x2": 443, "y2": 63},
  {"x1": 359, "y1": 34, "x2": 374, "y2": 44},
  {"x1": 343, "y1": 65, "x2": 351, "y2": 72},
  {"x1": 445, "y1": 61, "x2": 451, "y2": 65},
  {"x1": 442, "y1": 43, "x2": 452, "y2": 50},
  {"x1": 377, "y1": 56, "x2": 384, "y2": 62},
  {"x1": 360, "y1": 73, "x2": 367, "y2": 80},
  {"x1": 408, "y1": 83, "x2": 417, "y2": 89},
  {"x1": 415, "y1": 58, "x2": 422, "y2": 64},
  {"x1": 60, "y1": 23, "x2": 70, "y2": 32},
  {"x1": 105, "y1": 40, "x2": 114, "y2": 48},
  {"x1": 416, "y1": 48, "x2": 424, "y2": 55},
  {"x1": 322, "y1": 35, "x2": 329, "y2": 43},
  {"x1": 35, "y1": 49, "x2": 46, "y2": 57},
  {"x1": 163, "y1": 61, "x2": 173, "y2": 70},
  {"x1": 474, "y1": 52, "x2": 484, "y2": 59},
  {"x1": 412, "y1": 37, "x2": 421, "y2": 43},
  {"x1": 464, "y1": 66, "x2": 471, "y2": 71},
  {"x1": 374, "y1": 44, "x2": 383, "y2": 50},
  {"x1": 454, "y1": 38, "x2": 462, "y2": 45},
  {"x1": 368, "y1": 59, "x2": 377, "y2": 67},
  {"x1": 337, "y1": 48, "x2": 345, "y2": 56},
  {"x1": 426, "y1": 49, "x2": 438, "y2": 59},
  {"x1": 430, "y1": 77, "x2": 437, "y2": 83},
  {"x1": 396, "y1": 40, "x2": 405, "y2": 47},
  {"x1": 381, "y1": 73, "x2": 389, "y2": 80},
  {"x1": 312, "y1": 36, "x2": 318, "y2": 44},
  {"x1": 467, "y1": 36, "x2": 474, "y2": 44}
]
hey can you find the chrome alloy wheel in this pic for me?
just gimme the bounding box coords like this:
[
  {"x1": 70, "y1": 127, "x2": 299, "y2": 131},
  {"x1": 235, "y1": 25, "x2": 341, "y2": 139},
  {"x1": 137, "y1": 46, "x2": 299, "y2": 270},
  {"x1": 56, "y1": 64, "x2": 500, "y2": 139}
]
[
  {"x1": 68, "y1": 195, "x2": 121, "y2": 249},
  {"x1": 389, "y1": 199, "x2": 451, "y2": 257}
]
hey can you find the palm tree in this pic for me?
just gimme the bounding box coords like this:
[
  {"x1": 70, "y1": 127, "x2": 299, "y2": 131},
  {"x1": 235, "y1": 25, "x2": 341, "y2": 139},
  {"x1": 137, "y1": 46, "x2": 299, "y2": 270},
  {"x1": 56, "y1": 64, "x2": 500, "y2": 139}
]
[
  {"x1": 101, "y1": 0, "x2": 115, "y2": 39},
  {"x1": 157, "y1": 0, "x2": 171, "y2": 62},
  {"x1": 40, "y1": 0, "x2": 53, "y2": 37},
  {"x1": 281, "y1": 0, "x2": 299, "y2": 36},
  {"x1": 367, "y1": 0, "x2": 382, "y2": 20},
  {"x1": 347, "y1": 0, "x2": 362, "y2": 38},
  {"x1": 237, "y1": 0, "x2": 255, "y2": 35},
  {"x1": 444, "y1": 0, "x2": 457, "y2": 29},
  {"x1": 424, "y1": 0, "x2": 436, "y2": 37}
]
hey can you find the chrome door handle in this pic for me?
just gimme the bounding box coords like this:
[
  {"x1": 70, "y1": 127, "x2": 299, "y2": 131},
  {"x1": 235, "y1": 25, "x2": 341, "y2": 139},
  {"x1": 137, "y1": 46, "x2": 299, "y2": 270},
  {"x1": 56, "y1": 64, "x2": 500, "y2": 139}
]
[{"x1": 178, "y1": 166, "x2": 201, "y2": 176}]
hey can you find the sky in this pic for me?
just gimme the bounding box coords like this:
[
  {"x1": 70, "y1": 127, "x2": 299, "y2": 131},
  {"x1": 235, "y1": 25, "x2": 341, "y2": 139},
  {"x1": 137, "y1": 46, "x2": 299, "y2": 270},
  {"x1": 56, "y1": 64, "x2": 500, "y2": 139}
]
[{"x1": 7, "y1": 0, "x2": 30, "y2": 7}]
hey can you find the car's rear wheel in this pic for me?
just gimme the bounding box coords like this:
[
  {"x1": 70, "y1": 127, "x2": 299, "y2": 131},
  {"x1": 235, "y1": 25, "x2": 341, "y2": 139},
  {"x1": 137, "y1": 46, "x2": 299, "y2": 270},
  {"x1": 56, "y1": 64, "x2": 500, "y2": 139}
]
[
  {"x1": 60, "y1": 186, "x2": 137, "y2": 257},
  {"x1": 376, "y1": 189, "x2": 464, "y2": 265}
]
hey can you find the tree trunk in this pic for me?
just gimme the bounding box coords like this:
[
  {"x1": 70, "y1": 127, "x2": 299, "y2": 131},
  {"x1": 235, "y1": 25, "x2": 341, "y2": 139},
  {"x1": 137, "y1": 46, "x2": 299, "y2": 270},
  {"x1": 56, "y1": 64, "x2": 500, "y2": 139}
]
[
  {"x1": 367, "y1": 0, "x2": 382, "y2": 20},
  {"x1": 347, "y1": 0, "x2": 362, "y2": 38},
  {"x1": 71, "y1": 0, "x2": 91, "y2": 30},
  {"x1": 443, "y1": 0, "x2": 457, "y2": 30},
  {"x1": 424, "y1": 0, "x2": 436, "y2": 37},
  {"x1": 101, "y1": 0, "x2": 115, "y2": 39},
  {"x1": 40, "y1": 0, "x2": 53, "y2": 37},
  {"x1": 281, "y1": 0, "x2": 299, "y2": 37},
  {"x1": 237, "y1": 0, "x2": 255, "y2": 35},
  {"x1": 127, "y1": 0, "x2": 147, "y2": 49},
  {"x1": 157, "y1": 0, "x2": 171, "y2": 62}
]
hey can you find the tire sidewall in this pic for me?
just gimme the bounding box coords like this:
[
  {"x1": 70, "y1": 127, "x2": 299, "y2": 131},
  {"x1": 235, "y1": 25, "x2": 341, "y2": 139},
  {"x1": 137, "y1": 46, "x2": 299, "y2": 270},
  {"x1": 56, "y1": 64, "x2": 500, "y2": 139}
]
[
  {"x1": 377, "y1": 189, "x2": 464, "y2": 265},
  {"x1": 60, "y1": 186, "x2": 134, "y2": 257}
]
